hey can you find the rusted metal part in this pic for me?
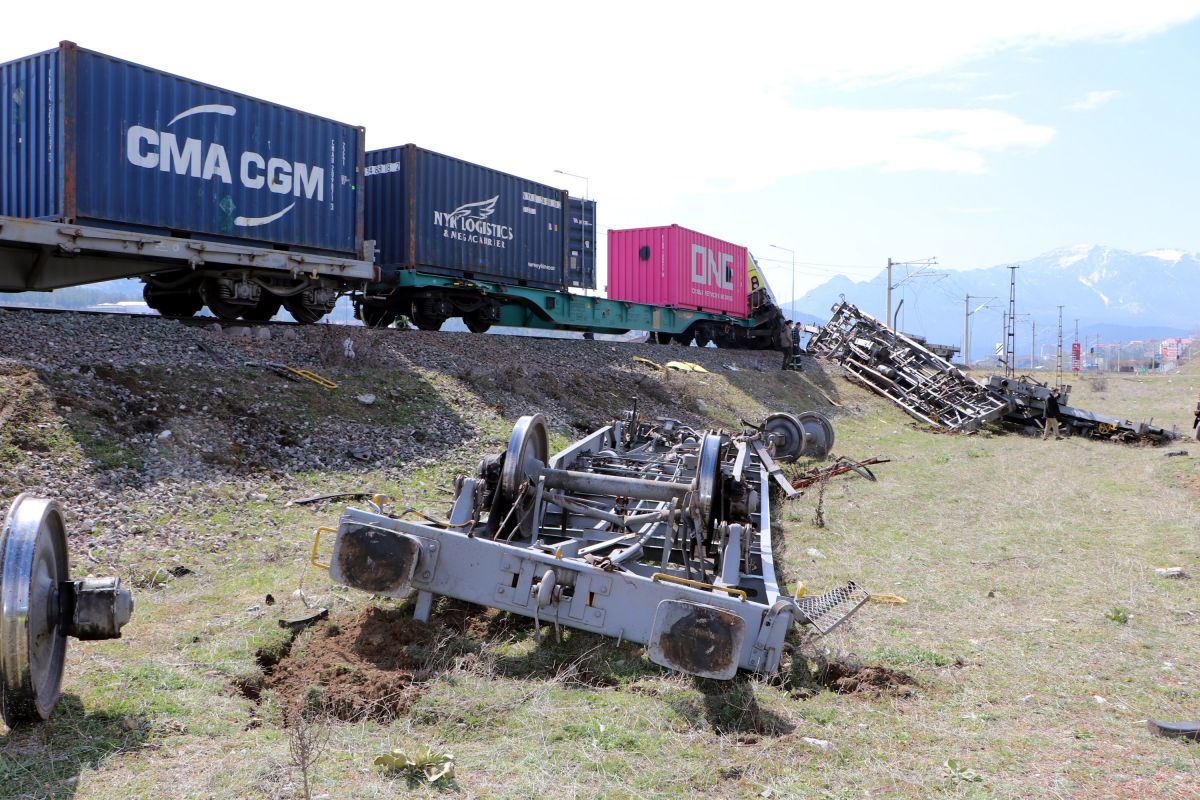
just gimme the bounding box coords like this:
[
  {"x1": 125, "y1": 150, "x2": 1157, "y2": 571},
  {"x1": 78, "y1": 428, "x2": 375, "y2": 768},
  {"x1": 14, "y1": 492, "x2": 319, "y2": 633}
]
[
  {"x1": 649, "y1": 600, "x2": 745, "y2": 679},
  {"x1": 277, "y1": 608, "x2": 330, "y2": 633},
  {"x1": 287, "y1": 491, "x2": 371, "y2": 507},
  {"x1": 807, "y1": 301, "x2": 1012, "y2": 432},
  {"x1": 791, "y1": 457, "x2": 891, "y2": 489},
  {"x1": 331, "y1": 524, "x2": 421, "y2": 595}
]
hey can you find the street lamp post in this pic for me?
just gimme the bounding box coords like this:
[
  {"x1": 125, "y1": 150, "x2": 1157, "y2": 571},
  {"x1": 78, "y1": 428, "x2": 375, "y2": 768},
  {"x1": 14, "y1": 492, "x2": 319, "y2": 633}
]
[
  {"x1": 769, "y1": 244, "x2": 794, "y2": 319},
  {"x1": 553, "y1": 169, "x2": 589, "y2": 202}
]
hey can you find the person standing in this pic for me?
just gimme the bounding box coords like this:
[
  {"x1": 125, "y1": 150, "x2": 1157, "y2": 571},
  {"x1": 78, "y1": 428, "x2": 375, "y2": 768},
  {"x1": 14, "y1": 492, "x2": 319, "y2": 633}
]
[
  {"x1": 1193, "y1": 392, "x2": 1200, "y2": 442},
  {"x1": 1043, "y1": 387, "x2": 1064, "y2": 440},
  {"x1": 790, "y1": 320, "x2": 803, "y2": 372},
  {"x1": 781, "y1": 321, "x2": 795, "y2": 370}
]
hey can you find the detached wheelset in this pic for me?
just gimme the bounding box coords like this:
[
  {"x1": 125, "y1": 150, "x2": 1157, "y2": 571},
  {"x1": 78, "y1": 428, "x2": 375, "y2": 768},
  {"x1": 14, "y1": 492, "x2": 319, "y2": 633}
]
[
  {"x1": 761, "y1": 411, "x2": 836, "y2": 462},
  {"x1": 1, "y1": 495, "x2": 133, "y2": 728}
]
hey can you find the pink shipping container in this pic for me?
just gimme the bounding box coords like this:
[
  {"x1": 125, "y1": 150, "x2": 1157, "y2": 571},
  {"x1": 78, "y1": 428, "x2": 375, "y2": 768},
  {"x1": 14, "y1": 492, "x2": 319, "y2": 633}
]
[{"x1": 607, "y1": 225, "x2": 749, "y2": 316}]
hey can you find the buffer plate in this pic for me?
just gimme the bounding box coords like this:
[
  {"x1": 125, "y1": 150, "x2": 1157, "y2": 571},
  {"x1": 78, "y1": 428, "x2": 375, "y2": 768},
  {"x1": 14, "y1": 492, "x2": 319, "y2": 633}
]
[{"x1": 647, "y1": 599, "x2": 745, "y2": 680}]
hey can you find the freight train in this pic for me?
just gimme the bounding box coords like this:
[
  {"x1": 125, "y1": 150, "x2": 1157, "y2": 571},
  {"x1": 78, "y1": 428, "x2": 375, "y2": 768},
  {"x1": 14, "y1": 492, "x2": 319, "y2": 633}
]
[{"x1": 0, "y1": 42, "x2": 788, "y2": 351}]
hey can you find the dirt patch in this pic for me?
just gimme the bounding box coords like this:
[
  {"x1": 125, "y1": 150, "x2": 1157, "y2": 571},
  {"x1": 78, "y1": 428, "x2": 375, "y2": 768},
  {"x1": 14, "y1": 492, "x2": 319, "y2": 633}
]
[
  {"x1": 0, "y1": 364, "x2": 37, "y2": 430},
  {"x1": 262, "y1": 606, "x2": 438, "y2": 722},
  {"x1": 780, "y1": 651, "x2": 918, "y2": 699},
  {"x1": 821, "y1": 661, "x2": 917, "y2": 697}
]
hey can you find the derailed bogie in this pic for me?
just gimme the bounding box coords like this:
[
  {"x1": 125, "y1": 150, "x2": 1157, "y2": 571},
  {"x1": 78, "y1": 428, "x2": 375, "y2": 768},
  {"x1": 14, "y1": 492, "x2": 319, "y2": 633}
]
[{"x1": 321, "y1": 410, "x2": 866, "y2": 679}]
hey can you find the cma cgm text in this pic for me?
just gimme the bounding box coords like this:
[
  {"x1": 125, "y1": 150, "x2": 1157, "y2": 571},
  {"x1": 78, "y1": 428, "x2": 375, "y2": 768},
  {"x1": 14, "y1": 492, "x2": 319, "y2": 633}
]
[{"x1": 125, "y1": 126, "x2": 325, "y2": 200}]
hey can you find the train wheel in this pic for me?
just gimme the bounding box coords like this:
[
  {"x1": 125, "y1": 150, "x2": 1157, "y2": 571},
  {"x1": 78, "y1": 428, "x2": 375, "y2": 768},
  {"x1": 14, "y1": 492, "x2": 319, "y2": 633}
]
[
  {"x1": 464, "y1": 313, "x2": 492, "y2": 334},
  {"x1": 283, "y1": 297, "x2": 329, "y2": 324},
  {"x1": 200, "y1": 279, "x2": 247, "y2": 322},
  {"x1": 411, "y1": 309, "x2": 446, "y2": 331},
  {"x1": 1, "y1": 495, "x2": 69, "y2": 726},
  {"x1": 240, "y1": 293, "x2": 282, "y2": 322}
]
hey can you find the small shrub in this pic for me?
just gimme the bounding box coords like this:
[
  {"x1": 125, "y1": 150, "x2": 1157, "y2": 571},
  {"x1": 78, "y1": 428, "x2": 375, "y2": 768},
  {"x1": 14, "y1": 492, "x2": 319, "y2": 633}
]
[
  {"x1": 943, "y1": 759, "x2": 985, "y2": 784},
  {"x1": 375, "y1": 744, "x2": 455, "y2": 785}
]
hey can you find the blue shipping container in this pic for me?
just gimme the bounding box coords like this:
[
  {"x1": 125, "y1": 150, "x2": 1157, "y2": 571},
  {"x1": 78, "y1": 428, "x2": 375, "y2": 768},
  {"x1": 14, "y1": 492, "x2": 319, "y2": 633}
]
[
  {"x1": 567, "y1": 197, "x2": 597, "y2": 290},
  {"x1": 0, "y1": 42, "x2": 364, "y2": 256},
  {"x1": 365, "y1": 145, "x2": 567, "y2": 289}
]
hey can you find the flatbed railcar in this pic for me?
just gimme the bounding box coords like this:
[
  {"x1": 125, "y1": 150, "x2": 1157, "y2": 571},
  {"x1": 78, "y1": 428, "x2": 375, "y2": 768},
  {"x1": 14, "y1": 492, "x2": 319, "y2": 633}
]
[{"x1": 358, "y1": 265, "x2": 786, "y2": 349}]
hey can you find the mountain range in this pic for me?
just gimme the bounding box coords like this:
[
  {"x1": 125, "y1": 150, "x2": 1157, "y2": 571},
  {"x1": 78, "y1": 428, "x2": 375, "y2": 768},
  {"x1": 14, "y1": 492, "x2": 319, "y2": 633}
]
[{"x1": 787, "y1": 245, "x2": 1199, "y2": 359}]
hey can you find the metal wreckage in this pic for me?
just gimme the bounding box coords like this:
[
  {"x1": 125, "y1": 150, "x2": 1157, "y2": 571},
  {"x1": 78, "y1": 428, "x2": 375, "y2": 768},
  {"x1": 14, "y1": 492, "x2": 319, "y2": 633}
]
[
  {"x1": 807, "y1": 301, "x2": 1179, "y2": 443},
  {"x1": 316, "y1": 407, "x2": 869, "y2": 680},
  {"x1": 0, "y1": 405, "x2": 864, "y2": 732}
]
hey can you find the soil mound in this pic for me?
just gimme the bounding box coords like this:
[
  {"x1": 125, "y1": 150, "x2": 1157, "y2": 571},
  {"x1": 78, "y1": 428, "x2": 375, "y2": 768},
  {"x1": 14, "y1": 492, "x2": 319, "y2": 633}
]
[
  {"x1": 822, "y1": 661, "x2": 916, "y2": 697},
  {"x1": 265, "y1": 606, "x2": 436, "y2": 722}
]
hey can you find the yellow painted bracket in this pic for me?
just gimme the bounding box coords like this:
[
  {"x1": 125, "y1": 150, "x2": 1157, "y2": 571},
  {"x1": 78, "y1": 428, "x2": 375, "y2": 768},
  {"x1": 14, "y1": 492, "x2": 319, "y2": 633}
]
[
  {"x1": 632, "y1": 356, "x2": 664, "y2": 371},
  {"x1": 310, "y1": 526, "x2": 337, "y2": 570},
  {"x1": 651, "y1": 572, "x2": 747, "y2": 601},
  {"x1": 664, "y1": 361, "x2": 709, "y2": 373},
  {"x1": 287, "y1": 368, "x2": 338, "y2": 389}
]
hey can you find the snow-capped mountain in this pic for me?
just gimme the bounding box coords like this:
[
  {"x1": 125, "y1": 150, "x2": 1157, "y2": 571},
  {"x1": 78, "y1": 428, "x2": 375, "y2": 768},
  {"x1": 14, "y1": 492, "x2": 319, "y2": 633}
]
[{"x1": 792, "y1": 245, "x2": 1199, "y2": 352}]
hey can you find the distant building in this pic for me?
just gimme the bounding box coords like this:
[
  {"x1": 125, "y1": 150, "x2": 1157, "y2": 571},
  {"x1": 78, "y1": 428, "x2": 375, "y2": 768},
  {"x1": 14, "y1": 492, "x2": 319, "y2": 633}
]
[{"x1": 1160, "y1": 337, "x2": 1192, "y2": 362}]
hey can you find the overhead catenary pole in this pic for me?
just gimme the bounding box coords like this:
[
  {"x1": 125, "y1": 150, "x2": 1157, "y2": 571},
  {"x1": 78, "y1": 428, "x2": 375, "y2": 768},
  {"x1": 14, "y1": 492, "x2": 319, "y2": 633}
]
[
  {"x1": 885, "y1": 257, "x2": 940, "y2": 330},
  {"x1": 1001, "y1": 311, "x2": 1007, "y2": 368},
  {"x1": 886, "y1": 258, "x2": 893, "y2": 328},
  {"x1": 1056, "y1": 306, "x2": 1064, "y2": 390},
  {"x1": 1005, "y1": 264, "x2": 1019, "y2": 378},
  {"x1": 1080, "y1": 316, "x2": 1089, "y2": 374},
  {"x1": 1031, "y1": 319, "x2": 1036, "y2": 371},
  {"x1": 963, "y1": 294, "x2": 996, "y2": 369},
  {"x1": 963, "y1": 294, "x2": 971, "y2": 367}
]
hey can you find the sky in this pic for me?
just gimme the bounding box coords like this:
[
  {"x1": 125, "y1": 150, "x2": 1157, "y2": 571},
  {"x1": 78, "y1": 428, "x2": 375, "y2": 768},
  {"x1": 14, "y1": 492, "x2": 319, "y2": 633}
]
[{"x1": 4, "y1": 1, "x2": 1200, "y2": 304}]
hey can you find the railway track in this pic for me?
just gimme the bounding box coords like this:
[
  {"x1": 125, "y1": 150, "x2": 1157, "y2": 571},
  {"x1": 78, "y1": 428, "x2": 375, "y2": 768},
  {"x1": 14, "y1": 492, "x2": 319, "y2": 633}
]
[
  {"x1": 0, "y1": 303, "x2": 302, "y2": 328},
  {"x1": 0, "y1": 304, "x2": 667, "y2": 346}
]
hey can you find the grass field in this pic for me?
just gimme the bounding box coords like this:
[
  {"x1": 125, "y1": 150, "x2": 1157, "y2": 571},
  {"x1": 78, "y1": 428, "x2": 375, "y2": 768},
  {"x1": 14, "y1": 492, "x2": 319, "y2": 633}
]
[{"x1": 2, "y1": 354, "x2": 1197, "y2": 799}]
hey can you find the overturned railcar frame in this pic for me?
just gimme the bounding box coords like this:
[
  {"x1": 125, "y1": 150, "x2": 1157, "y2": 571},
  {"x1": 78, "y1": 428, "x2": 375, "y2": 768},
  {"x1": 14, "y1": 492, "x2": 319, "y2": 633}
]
[
  {"x1": 987, "y1": 376, "x2": 1179, "y2": 443},
  {"x1": 320, "y1": 412, "x2": 865, "y2": 679},
  {"x1": 807, "y1": 301, "x2": 1011, "y2": 431}
]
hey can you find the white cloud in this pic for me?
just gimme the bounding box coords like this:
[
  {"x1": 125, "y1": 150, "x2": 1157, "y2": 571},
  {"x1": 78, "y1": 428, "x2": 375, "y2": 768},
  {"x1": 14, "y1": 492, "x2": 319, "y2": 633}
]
[
  {"x1": 1142, "y1": 249, "x2": 1186, "y2": 262},
  {"x1": 1068, "y1": 90, "x2": 1124, "y2": 111},
  {"x1": 0, "y1": 0, "x2": 1191, "y2": 203}
]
